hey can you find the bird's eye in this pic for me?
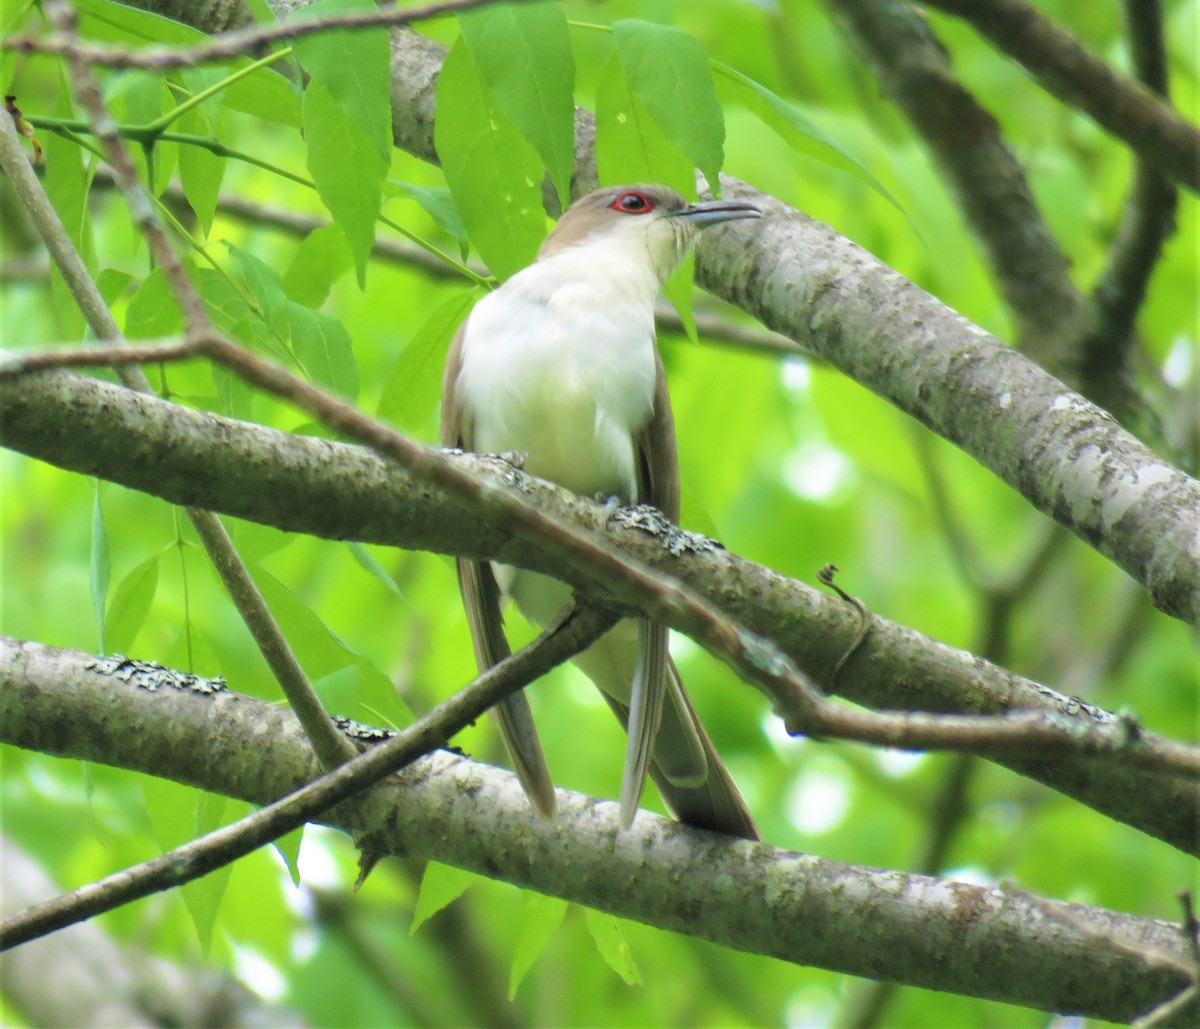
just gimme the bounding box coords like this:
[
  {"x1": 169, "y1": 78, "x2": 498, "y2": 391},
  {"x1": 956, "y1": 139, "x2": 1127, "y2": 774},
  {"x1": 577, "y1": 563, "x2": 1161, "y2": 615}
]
[{"x1": 611, "y1": 191, "x2": 653, "y2": 214}]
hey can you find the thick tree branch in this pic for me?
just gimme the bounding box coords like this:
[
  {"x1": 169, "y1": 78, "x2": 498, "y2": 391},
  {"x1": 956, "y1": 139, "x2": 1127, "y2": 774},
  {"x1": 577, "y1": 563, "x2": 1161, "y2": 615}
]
[
  {"x1": 0, "y1": 637, "x2": 1191, "y2": 1023},
  {"x1": 1, "y1": 367, "x2": 1196, "y2": 853},
  {"x1": 919, "y1": 0, "x2": 1200, "y2": 193},
  {"x1": 0, "y1": 608, "x2": 615, "y2": 950}
]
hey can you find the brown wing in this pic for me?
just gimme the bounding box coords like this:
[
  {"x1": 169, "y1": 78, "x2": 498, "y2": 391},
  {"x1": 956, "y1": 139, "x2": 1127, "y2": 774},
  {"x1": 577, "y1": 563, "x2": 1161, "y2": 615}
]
[
  {"x1": 619, "y1": 347, "x2": 709, "y2": 825},
  {"x1": 442, "y1": 325, "x2": 556, "y2": 817}
]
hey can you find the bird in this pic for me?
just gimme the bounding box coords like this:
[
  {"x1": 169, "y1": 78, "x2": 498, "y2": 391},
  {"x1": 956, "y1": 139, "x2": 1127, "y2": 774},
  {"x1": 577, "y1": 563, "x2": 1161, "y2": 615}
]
[{"x1": 441, "y1": 183, "x2": 762, "y2": 839}]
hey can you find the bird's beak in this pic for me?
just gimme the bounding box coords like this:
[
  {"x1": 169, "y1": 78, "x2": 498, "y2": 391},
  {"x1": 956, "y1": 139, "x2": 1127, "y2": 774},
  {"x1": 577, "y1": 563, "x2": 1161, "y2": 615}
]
[{"x1": 672, "y1": 198, "x2": 762, "y2": 227}]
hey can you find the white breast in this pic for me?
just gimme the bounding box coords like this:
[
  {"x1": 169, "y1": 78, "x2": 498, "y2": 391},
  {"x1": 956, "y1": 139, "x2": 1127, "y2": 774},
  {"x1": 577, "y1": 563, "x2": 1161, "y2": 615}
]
[{"x1": 458, "y1": 244, "x2": 660, "y2": 502}]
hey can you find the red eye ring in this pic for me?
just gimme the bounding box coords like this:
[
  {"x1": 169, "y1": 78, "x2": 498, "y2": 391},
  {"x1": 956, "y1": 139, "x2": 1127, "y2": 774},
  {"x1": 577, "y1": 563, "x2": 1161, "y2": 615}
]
[{"x1": 611, "y1": 191, "x2": 654, "y2": 214}]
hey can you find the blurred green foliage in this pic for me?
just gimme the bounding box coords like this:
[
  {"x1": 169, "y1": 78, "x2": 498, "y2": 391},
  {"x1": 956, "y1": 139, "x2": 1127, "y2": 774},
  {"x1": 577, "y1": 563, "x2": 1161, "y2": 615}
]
[{"x1": 1, "y1": 0, "x2": 1195, "y2": 1026}]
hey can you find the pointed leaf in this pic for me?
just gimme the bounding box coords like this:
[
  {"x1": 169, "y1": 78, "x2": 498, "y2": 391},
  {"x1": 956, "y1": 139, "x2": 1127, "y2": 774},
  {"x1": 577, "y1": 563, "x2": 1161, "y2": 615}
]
[
  {"x1": 225, "y1": 242, "x2": 288, "y2": 330},
  {"x1": 713, "y1": 61, "x2": 903, "y2": 214},
  {"x1": 509, "y1": 891, "x2": 569, "y2": 998},
  {"x1": 584, "y1": 909, "x2": 642, "y2": 985},
  {"x1": 457, "y1": 2, "x2": 575, "y2": 209},
  {"x1": 303, "y1": 80, "x2": 386, "y2": 287},
  {"x1": 177, "y1": 103, "x2": 225, "y2": 236},
  {"x1": 292, "y1": 0, "x2": 392, "y2": 160},
  {"x1": 595, "y1": 54, "x2": 698, "y2": 339},
  {"x1": 104, "y1": 553, "x2": 160, "y2": 654},
  {"x1": 125, "y1": 268, "x2": 182, "y2": 339},
  {"x1": 144, "y1": 779, "x2": 235, "y2": 954},
  {"x1": 387, "y1": 181, "x2": 470, "y2": 260},
  {"x1": 286, "y1": 302, "x2": 360, "y2": 401},
  {"x1": 411, "y1": 861, "x2": 479, "y2": 934},
  {"x1": 90, "y1": 487, "x2": 110, "y2": 655},
  {"x1": 377, "y1": 287, "x2": 479, "y2": 431},
  {"x1": 614, "y1": 20, "x2": 724, "y2": 192},
  {"x1": 435, "y1": 38, "x2": 546, "y2": 279},
  {"x1": 282, "y1": 224, "x2": 353, "y2": 307}
]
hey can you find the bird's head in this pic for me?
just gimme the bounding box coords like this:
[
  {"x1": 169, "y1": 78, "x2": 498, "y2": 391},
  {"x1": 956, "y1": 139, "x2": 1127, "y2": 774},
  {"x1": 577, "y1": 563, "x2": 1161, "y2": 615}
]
[{"x1": 537, "y1": 184, "x2": 762, "y2": 282}]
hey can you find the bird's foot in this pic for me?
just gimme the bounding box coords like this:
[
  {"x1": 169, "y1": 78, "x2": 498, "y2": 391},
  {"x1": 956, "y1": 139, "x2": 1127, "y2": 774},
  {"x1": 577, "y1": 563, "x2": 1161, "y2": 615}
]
[{"x1": 497, "y1": 449, "x2": 527, "y2": 469}]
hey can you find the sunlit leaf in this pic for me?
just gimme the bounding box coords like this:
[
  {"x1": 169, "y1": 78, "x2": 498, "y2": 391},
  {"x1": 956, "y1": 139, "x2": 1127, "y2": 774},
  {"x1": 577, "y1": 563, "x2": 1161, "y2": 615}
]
[
  {"x1": 303, "y1": 80, "x2": 386, "y2": 287},
  {"x1": 508, "y1": 891, "x2": 569, "y2": 998},
  {"x1": 378, "y1": 286, "x2": 479, "y2": 431},
  {"x1": 411, "y1": 861, "x2": 480, "y2": 934},
  {"x1": 595, "y1": 53, "x2": 698, "y2": 341},
  {"x1": 613, "y1": 19, "x2": 724, "y2": 194},
  {"x1": 286, "y1": 302, "x2": 360, "y2": 401},
  {"x1": 434, "y1": 38, "x2": 546, "y2": 280},
  {"x1": 457, "y1": 1, "x2": 575, "y2": 209},
  {"x1": 585, "y1": 909, "x2": 642, "y2": 985},
  {"x1": 73, "y1": 0, "x2": 300, "y2": 126},
  {"x1": 90, "y1": 486, "x2": 110, "y2": 654},
  {"x1": 282, "y1": 224, "x2": 354, "y2": 307},
  {"x1": 292, "y1": 0, "x2": 392, "y2": 160},
  {"x1": 386, "y1": 181, "x2": 471, "y2": 261},
  {"x1": 104, "y1": 553, "x2": 160, "y2": 654},
  {"x1": 713, "y1": 61, "x2": 904, "y2": 215},
  {"x1": 177, "y1": 102, "x2": 225, "y2": 236}
]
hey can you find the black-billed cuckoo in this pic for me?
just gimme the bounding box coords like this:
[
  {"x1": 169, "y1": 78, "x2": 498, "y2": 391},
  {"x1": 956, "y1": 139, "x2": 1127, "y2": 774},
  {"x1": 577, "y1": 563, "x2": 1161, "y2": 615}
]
[{"x1": 441, "y1": 184, "x2": 762, "y2": 839}]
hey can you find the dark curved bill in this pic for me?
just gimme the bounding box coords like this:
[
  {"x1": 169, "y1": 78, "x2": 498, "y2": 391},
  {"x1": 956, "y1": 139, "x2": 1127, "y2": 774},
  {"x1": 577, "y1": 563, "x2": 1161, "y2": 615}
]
[{"x1": 673, "y1": 198, "x2": 762, "y2": 226}]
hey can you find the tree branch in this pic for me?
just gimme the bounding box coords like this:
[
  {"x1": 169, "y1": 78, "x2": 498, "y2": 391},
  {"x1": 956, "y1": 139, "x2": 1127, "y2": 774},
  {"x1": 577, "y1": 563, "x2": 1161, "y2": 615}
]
[
  {"x1": 0, "y1": 636, "x2": 1191, "y2": 1022},
  {"x1": 0, "y1": 607, "x2": 616, "y2": 950},
  {"x1": 919, "y1": 0, "x2": 1200, "y2": 193},
  {"x1": 823, "y1": 0, "x2": 1085, "y2": 375},
  {"x1": 4, "y1": 0, "x2": 532, "y2": 69},
  {"x1": 1, "y1": 367, "x2": 1196, "y2": 853},
  {"x1": 1077, "y1": 0, "x2": 1179, "y2": 406}
]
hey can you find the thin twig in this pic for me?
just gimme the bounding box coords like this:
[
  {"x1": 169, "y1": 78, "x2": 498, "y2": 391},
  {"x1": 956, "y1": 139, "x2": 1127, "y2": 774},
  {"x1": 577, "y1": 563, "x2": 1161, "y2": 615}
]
[
  {"x1": 1078, "y1": 0, "x2": 1178, "y2": 398},
  {"x1": 5, "y1": 0, "x2": 530, "y2": 70},
  {"x1": 0, "y1": 605, "x2": 616, "y2": 951}
]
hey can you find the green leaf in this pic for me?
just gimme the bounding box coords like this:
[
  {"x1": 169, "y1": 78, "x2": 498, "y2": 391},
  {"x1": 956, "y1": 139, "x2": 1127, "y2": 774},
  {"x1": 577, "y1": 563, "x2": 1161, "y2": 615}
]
[
  {"x1": 595, "y1": 53, "x2": 695, "y2": 197},
  {"x1": 434, "y1": 38, "x2": 546, "y2": 280},
  {"x1": 584, "y1": 909, "x2": 641, "y2": 985},
  {"x1": 595, "y1": 54, "x2": 698, "y2": 340},
  {"x1": 177, "y1": 103, "x2": 225, "y2": 236},
  {"x1": 282, "y1": 224, "x2": 353, "y2": 307},
  {"x1": 387, "y1": 181, "x2": 470, "y2": 261},
  {"x1": 292, "y1": 0, "x2": 392, "y2": 161},
  {"x1": 457, "y1": 1, "x2": 575, "y2": 209},
  {"x1": 224, "y1": 242, "x2": 288, "y2": 331},
  {"x1": 347, "y1": 542, "x2": 406, "y2": 602},
  {"x1": 125, "y1": 268, "x2": 182, "y2": 339},
  {"x1": 613, "y1": 20, "x2": 724, "y2": 193},
  {"x1": 508, "y1": 891, "x2": 569, "y2": 999},
  {"x1": 411, "y1": 861, "x2": 479, "y2": 934},
  {"x1": 90, "y1": 487, "x2": 110, "y2": 655},
  {"x1": 73, "y1": 0, "x2": 300, "y2": 127},
  {"x1": 286, "y1": 302, "x2": 360, "y2": 401},
  {"x1": 713, "y1": 61, "x2": 904, "y2": 214},
  {"x1": 377, "y1": 287, "x2": 479, "y2": 431},
  {"x1": 144, "y1": 779, "x2": 235, "y2": 953},
  {"x1": 303, "y1": 80, "x2": 386, "y2": 287},
  {"x1": 251, "y1": 567, "x2": 409, "y2": 727},
  {"x1": 104, "y1": 553, "x2": 160, "y2": 654},
  {"x1": 313, "y1": 664, "x2": 362, "y2": 714},
  {"x1": 273, "y1": 825, "x2": 305, "y2": 887}
]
